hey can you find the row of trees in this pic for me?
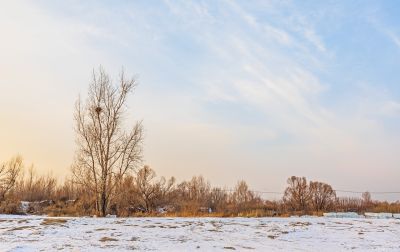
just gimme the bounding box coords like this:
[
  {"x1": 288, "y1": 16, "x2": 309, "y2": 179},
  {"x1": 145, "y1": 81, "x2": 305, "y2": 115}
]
[
  {"x1": 282, "y1": 176, "x2": 381, "y2": 213},
  {"x1": 283, "y1": 176, "x2": 336, "y2": 212},
  {"x1": 0, "y1": 158, "x2": 262, "y2": 216},
  {"x1": 1, "y1": 157, "x2": 399, "y2": 216}
]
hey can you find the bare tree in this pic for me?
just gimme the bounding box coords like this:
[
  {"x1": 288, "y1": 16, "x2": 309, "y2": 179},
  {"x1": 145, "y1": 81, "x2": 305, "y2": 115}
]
[
  {"x1": 283, "y1": 176, "x2": 310, "y2": 212},
  {"x1": 336, "y1": 197, "x2": 363, "y2": 212},
  {"x1": 309, "y1": 181, "x2": 336, "y2": 212},
  {"x1": 72, "y1": 67, "x2": 143, "y2": 216},
  {"x1": 362, "y1": 191, "x2": 372, "y2": 210},
  {"x1": 135, "y1": 165, "x2": 158, "y2": 212},
  {"x1": 0, "y1": 156, "x2": 23, "y2": 201},
  {"x1": 232, "y1": 181, "x2": 254, "y2": 204},
  {"x1": 209, "y1": 187, "x2": 228, "y2": 212},
  {"x1": 175, "y1": 176, "x2": 211, "y2": 212},
  {"x1": 231, "y1": 180, "x2": 255, "y2": 212}
]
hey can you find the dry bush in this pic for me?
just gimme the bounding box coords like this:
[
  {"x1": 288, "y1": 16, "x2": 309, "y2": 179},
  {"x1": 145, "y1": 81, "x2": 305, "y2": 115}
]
[
  {"x1": 0, "y1": 156, "x2": 23, "y2": 202},
  {"x1": 41, "y1": 218, "x2": 68, "y2": 226},
  {"x1": 0, "y1": 200, "x2": 22, "y2": 215}
]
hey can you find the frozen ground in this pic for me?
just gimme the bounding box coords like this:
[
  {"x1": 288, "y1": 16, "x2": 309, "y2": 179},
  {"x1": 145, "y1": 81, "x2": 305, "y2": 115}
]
[{"x1": 0, "y1": 215, "x2": 400, "y2": 251}]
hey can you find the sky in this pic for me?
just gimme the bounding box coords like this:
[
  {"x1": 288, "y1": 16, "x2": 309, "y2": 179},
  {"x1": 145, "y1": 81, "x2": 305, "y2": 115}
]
[{"x1": 1, "y1": 0, "x2": 400, "y2": 200}]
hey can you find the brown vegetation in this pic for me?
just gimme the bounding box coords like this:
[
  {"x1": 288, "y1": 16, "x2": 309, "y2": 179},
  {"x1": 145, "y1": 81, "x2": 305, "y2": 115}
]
[{"x1": 0, "y1": 159, "x2": 399, "y2": 217}]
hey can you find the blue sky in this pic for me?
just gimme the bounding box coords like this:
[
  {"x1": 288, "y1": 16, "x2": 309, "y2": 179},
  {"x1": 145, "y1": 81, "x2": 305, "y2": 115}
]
[{"x1": 1, "y1": 0, "x2": 400, "y2": 199}]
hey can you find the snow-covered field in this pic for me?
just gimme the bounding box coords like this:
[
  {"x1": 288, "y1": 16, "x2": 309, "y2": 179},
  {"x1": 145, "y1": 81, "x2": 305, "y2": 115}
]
[{"x1": 1, "y1": 215, "x2": 400, "y2": 251}]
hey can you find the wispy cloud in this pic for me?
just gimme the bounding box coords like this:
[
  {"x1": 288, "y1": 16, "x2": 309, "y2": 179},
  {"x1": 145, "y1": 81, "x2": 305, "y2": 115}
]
[
  {"x1": 386, "y1": 30, "x2": 400, "y2": 49},
  {"x1": 368, "y1": 15, "x2": 400, "y2": 50},
  {"x1": 164, "y1": 1, "x2": 331, "y2": 138}
]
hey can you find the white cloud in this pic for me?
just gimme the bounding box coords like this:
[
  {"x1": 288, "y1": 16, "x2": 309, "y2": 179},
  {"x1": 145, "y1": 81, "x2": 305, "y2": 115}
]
[{"x1": 382, "y1": 101, "x2": 400, "y2": 116}]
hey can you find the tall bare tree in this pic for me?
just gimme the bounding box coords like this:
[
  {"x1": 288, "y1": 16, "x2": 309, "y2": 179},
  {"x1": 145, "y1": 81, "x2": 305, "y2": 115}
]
[
  {"x1": 0, "y1": 156, "x2": 23, "y2": 201},
  {"x1": 72, "y1": 67, "x2": 143, "y2": 216}
]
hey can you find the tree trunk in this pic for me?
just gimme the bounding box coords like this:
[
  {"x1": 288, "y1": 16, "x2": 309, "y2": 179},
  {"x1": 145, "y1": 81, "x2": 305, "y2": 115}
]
[{"x1": 101, "y1": 191, "x2": 107, "y2": 217}]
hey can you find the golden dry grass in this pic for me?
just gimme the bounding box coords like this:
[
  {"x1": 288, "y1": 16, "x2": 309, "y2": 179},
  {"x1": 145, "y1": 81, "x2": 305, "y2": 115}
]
[{"x1": 41, "y1": 218, "x2": 68, "y2": 226}]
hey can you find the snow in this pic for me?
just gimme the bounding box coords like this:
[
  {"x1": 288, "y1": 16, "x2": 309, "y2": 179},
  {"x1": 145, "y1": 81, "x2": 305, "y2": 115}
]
[
  {"x1": 0, "y1": 215, "x2": 400, "y2": 251},
  {"x1": 324, "y1": 212, "x2": 398, "y2": 219},
  {"x1": 19, "y1": 202, "x2": 29, "y2": 213},
  {"x1": 323, "y1": 212, "x2": 363, "y2": 218},
  {"x1": 365, "y1": 212, "x2": 393, "y2": 219}
]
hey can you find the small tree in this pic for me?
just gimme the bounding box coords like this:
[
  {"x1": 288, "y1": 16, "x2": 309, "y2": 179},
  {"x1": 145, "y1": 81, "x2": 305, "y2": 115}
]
[
  {"x1": 283, "y1": 176, "x2": 310, "y2": 212},
  {"x1": 0, "y1": 156, "x2": 23, "y2": 201},
  {"x1": 176, "y1": 176, "x2": 211, "y2": 212},
  {"x1": 309, "y1": 181, "x2": 336, "y2": 212},
  {"x1": 231, "y1": 180, "x2": 254, "y2": 211},
  {"x1": 209, "y1": 187, "x2": 228, "y2": 212},
  {"x1": 135, "y1": 165, "x2": 158, "y2": 212},
  {"x1": 72, "y1": 67, "x2": 143, "y2": 216},
  {"x1": 362, "y1": 191, "x2": 372, "y2": 210}
]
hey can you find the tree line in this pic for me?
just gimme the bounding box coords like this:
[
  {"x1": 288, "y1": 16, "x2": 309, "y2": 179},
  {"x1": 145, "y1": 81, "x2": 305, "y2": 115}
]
[
  {"x1": 1, "y1": 157, "x2": 399, "y2": 216},
  {"x1": 1, "y1": 67, "x2": 399, "y2": 217}
]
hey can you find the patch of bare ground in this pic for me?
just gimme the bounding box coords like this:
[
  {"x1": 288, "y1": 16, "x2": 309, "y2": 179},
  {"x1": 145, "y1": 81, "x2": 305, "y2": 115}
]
[
  {"x1": 123, "y1": 224, "x2": 138, "y2": 227},
  {"x1": 289, "y1": 221, "x2": 312, "y2": 227},
  {"x1": 95, "y1": 228, "x2": 110, "y2": 231},
  {"x1": 207, "y1": 229, "x2": 222, "y2": 232},
  {"x1": 224, "y1": 246, "x2": 236, "y2": 250},
  {"x1": 8, "y1": 226, "x2": 36, "y2": 231},
  {"x1": 41, "y1": 218, "x2": 68, "y2": 226},
  {"x1": 240, "y1": 246, "x2": 255, "y2": 250},
  {"x1": 99, "y1": 237, "x2": 118, "y2": 242},
  {"x1": 268, "y1": 235, "x2": 278, "y2": 239},
  {"x1": 143, "y1": 225, "x2": 157, "y2": 228},
  {"x1": 177, "y1": 237, "x2": 189, "y2": 243},
  {"x1": 210, "y1": 221, "x2": 222, "y2": 228},
  {"x1": 334, "y1": 221, "x2": 353, "y2": 225}
]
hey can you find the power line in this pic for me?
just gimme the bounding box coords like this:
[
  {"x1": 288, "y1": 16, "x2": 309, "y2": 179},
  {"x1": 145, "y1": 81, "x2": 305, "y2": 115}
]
[
  {"x1": 334, "y1": 190, "x2": 400, "y2": 195},
  {"x1": 220, "y1": 189, "x2": 400, "y2": 195},
  {"x1": 218, "y1": 189, "x2": 283, "y2": 195}
]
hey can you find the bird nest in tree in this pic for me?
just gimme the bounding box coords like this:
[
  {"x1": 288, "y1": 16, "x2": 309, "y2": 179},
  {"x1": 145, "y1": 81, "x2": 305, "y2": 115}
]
[{"x1": 95, "y1": 106, "x2": 102, "y2": 114}]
